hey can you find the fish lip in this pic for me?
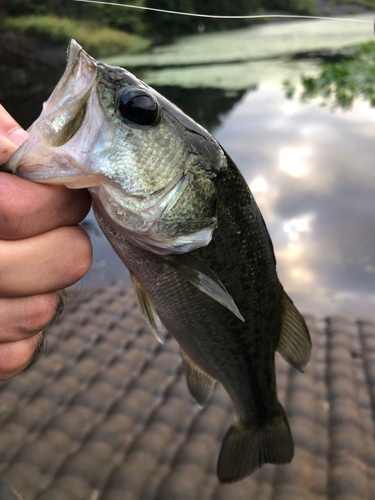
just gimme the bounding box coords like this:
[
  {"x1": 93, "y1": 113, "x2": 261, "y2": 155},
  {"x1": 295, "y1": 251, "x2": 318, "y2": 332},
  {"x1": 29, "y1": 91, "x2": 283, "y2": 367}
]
[
  {"x1": 4, "y1": 133, "x2": 38, "y2": 174},
  {"x1": 67, "y1": 39, "x2": 83, "y2": 70},
  {"x1": 4, "y1": 39, "x2": 100, "y2": 181},
  {"x1": 66, "y1": 39, "x2": 97, "y2": 72},
  {"x1": 57, "y1": 39, "x2": 97, "y2": 98}
]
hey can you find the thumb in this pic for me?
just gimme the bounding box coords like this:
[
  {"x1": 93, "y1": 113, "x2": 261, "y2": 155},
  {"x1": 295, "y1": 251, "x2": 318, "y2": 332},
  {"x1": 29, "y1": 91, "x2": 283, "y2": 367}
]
[{"x1": 0, "y1": 105, "x2": 29, "y2": 163}]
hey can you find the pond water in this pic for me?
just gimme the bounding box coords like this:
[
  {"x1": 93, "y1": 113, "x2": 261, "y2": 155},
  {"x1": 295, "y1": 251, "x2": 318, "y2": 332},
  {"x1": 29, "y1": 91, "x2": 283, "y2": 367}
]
[{"x1": 4, "y1": 15, "x2": 375, "y2": 319}]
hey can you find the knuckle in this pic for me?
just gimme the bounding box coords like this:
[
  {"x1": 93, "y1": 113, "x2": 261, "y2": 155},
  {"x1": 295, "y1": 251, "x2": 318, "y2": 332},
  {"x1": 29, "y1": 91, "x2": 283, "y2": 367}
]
[
  {"x1": 0, "y1": 334, "x2": 40, "y2": 380},
  {"x1": 64, "y1": 227, "x2": 93, "y2": 284},
  {"x1": 0, "y1": 175, "x2": 31, "y2": 238},
  {"x1": 22, "y1": 293, "x2": 60, "y2": 333},
  {"x1": 65, "y1": 189, "x2": 92, "y2": 224}
]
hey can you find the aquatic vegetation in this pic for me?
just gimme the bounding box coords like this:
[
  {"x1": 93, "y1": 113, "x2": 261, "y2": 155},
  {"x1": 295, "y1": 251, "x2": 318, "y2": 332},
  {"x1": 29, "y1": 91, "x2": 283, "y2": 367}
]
[{"x1": 285, "y1": 41, "x2": 375, "y2": 108}]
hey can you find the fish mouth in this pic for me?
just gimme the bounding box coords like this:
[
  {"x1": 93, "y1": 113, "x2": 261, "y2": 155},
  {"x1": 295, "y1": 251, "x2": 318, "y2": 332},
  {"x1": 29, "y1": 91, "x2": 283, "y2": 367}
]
[
  {"x1": 32, "y1": 38, "x2": 98, "y2": 149},
  {"x1": 66, "y1": 38, "x2": 85, "y2": 72},
  {"x1": 4, "y1": 40, "x2": 104, "y2": 189},
  {"x1": 52, "y1": 40, "x2": 91, "y2": 147}
]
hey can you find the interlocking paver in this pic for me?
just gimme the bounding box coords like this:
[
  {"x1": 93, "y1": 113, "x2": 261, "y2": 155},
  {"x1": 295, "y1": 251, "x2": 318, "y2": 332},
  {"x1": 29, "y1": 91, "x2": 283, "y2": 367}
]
[{"x1": 0, "y1": 285, "x2": 374, "y2": 499}]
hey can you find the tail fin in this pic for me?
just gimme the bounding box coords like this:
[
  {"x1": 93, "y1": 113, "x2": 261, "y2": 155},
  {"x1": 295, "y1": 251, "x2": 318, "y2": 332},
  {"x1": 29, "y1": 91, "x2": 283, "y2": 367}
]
[{"x1": 217, "y1": 405, "x2": 294, "y2": 483}]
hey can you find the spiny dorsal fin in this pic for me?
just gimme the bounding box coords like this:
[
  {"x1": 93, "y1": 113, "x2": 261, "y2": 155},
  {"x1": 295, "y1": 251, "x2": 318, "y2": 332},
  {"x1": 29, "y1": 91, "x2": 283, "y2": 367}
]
[
  {"x1": 165, "y1": 254, "x2": 245, "y2": 322},
  {"x1": 130, "y1": 272, "x2": 164, "y2": 344},
  {"x1": 277, "y1": 290, "x2": 312, "y2": 372},
  {"x1": 180, "y1": 348, "x2": 216, "y2": 408}
]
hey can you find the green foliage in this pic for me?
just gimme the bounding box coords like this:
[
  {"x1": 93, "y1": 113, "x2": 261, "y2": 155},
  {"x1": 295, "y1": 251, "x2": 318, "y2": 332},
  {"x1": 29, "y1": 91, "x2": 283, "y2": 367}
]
[
  {"x1": 144, "y1": 0, "x2": 259, "y2": 36},
  {"x1": 194, "y1": 0, "x2": 261, "y2": 30},
  {"x1": 287, "y1": 41, "x2": 375, "y2": 109},
  {"x1": 327, "y1": 0, "x2": 374, "y2": 9},
  {"x1": 72, "y1": 0, "x2": 147, "y2": 34},
  {"x1": 263, "y1": 0, "x2": 316, "y2": 14},
  {"x1": 139, "y1": 0, "x2": 316, "y2": 37},
  {"x1": 144, "y1": 0, "x2": 197, "y2": 36},
  {"x1": 4, "y1": 0, "x2": 146, "y2": 34},
  {"x1": 2, "y1": 0, "x2": 318, "y2": 41},
  {"x1": 3, "y1": 15, "x2": 151, "y2": 58}
]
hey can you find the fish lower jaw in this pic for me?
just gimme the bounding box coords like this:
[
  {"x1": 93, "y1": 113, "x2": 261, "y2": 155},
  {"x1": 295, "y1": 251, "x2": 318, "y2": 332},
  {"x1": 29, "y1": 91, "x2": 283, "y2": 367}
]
[
  {"x1": 10, "y1": 147, "x2": 102, "y2": 188},
  {"x1": 46, "y1": 173, "x2": 102, "y2": 189},
  {"x1": 15, "y1": 165, "x2": 102, "y2": 189}
]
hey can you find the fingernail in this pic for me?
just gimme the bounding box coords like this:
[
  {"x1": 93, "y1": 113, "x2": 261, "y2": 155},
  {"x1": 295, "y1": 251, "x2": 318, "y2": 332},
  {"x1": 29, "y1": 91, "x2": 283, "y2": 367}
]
[{"x1": 8, "y1": 128, "x2": 29, "y2": 146}]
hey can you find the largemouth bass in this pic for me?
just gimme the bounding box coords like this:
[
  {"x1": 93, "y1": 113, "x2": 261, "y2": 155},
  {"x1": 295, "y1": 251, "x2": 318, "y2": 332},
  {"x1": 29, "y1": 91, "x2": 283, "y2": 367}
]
[{"x1": 4, "y1": 40, "x2": 311, "y2": 483}]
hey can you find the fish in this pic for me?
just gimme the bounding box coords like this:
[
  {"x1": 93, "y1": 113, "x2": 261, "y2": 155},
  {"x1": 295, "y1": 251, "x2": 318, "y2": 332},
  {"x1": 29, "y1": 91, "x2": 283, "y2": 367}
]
[{"x1": 4, "y1": 39, "x2": 311, "y2": 483}]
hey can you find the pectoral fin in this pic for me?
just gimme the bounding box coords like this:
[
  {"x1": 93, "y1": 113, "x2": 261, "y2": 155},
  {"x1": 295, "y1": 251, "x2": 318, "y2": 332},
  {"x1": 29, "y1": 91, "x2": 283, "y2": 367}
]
[
  {"x1": 277, "y1": 290, "x2": 312, "y2": 371},
  {"x1": 130, "y1": 272, "x2": 164, "y2": 344},
  {"x1": 165, "y1": 254, "x2": 244, "y2": 322},
  {"x1": 180, "y1": 349, "x2": 216, "y2": 408}
]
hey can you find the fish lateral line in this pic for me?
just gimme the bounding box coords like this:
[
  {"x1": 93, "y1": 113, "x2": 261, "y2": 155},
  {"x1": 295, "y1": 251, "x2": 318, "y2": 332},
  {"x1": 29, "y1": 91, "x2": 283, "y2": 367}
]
[{"x1": 74, "y1": 0, "x2": 373, "y2": 25}]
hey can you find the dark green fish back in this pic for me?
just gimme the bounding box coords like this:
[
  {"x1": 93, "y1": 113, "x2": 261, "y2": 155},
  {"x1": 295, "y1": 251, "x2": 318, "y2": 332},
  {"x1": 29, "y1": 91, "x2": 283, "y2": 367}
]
[{"x1": 190, "y1": 152, "x2": 283, "y2": 415}]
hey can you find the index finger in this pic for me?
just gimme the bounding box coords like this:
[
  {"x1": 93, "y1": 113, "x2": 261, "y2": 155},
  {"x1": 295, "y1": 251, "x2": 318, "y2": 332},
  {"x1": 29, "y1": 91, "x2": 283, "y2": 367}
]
[{"x1": 0, "y1": 173, "x2": 92, "y2": 240}]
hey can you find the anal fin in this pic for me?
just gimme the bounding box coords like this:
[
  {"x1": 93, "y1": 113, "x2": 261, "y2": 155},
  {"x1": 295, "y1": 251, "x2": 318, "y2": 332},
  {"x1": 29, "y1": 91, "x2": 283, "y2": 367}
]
[
  {"x1": 277, "y1": 290, "x2": 312, "y2": 371},
  {"x1": 130, "y1": 272, "x2": 164, "y2": 344},
  {"x1": 180, "y1": 348, "x2": 216, "y2": 408}
]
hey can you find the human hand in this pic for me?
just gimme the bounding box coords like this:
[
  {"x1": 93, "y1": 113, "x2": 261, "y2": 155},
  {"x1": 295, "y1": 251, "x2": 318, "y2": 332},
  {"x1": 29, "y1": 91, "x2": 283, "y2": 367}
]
[{"x1": 0, "y1": 105, "x2": 92, "y2": 379}]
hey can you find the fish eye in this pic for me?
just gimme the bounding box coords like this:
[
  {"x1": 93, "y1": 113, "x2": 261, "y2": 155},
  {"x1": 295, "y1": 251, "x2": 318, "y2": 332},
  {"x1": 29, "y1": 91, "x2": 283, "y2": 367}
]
[{"x1": 116, "y1": 88, "x2": 160, "y2": 126}]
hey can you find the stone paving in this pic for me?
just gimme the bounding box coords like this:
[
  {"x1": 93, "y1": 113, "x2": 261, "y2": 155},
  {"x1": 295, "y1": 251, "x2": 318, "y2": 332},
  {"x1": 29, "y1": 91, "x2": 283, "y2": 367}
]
[{"x1": 0, "y1": 284, "x2": 374, "y2": 500}]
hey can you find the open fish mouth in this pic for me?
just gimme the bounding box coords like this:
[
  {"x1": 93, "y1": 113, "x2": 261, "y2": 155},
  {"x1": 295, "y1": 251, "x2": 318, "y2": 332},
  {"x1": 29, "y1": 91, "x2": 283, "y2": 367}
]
[{"x1": 4, "y1": 40, "x2": 102, "y2": 188}]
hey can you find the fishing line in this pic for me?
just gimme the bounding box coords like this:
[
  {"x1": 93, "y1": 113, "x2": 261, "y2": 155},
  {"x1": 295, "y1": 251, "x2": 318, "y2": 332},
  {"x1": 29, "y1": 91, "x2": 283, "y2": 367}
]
[{"x1": 75, "y1": 0, "x2": 374, "y2": 26}]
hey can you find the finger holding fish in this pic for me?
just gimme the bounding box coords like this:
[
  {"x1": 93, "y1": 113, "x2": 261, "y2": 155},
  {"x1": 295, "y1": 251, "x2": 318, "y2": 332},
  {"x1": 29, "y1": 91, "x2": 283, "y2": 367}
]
[
  {"x1": 0, "y1": 225, "x2": 92, "y2": 297},
  {"x1": 0, "y1": 292, "x2": 60, "y2": 380},
  {"x1": 0, "y1": 293, "x2": 60, "y2": 342},
  {"x1": 0, "y1": 104, "x2": 29, "y2": 160},
  {"x1": 0, "y1": 106, "x2": 93, "y2": 379},
  {"x1": 0, "y1": 214, "x2": 92, "y2": 379},
  {"x1": 0, "y1": 173, "x2": 92, "y2": 240},
  {"x1": 0, "y1": 330, "x2": 43, "y2": 380},
  {"x1": 0, "y1": 216, "x2": 92, "y2": 379}
]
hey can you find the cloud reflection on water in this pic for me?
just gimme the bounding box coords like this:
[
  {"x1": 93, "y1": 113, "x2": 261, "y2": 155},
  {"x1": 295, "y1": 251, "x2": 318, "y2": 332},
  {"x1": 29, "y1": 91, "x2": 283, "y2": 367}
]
[
  {"x1": 215, "y1": 86, "x2": 375, "y2": 316},
  {"x1": 279, "y1": 147, "x2": 311, "y2": 178}
]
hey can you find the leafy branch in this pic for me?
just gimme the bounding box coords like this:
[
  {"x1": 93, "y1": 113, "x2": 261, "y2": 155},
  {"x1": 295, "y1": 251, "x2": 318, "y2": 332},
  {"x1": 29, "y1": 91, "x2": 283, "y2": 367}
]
[{"x1": 285, "y1": 41, "x2": 375, "y2": 109}]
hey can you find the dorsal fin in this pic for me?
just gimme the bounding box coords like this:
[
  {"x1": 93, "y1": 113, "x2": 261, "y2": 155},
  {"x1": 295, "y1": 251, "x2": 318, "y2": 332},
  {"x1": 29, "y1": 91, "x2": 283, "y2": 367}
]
[
  {"x1": 164, "y1": 254, "x2": 244, "y2": 322},
  {"x1": 180, "y1": 348, "x2": 216, "y2": 408},
  {"x1": 130, "y1": 272, "x2": 164, "y2": 344},
  {"x1": 277, "y1": 290, "x2": 312, "y2": 372}
]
